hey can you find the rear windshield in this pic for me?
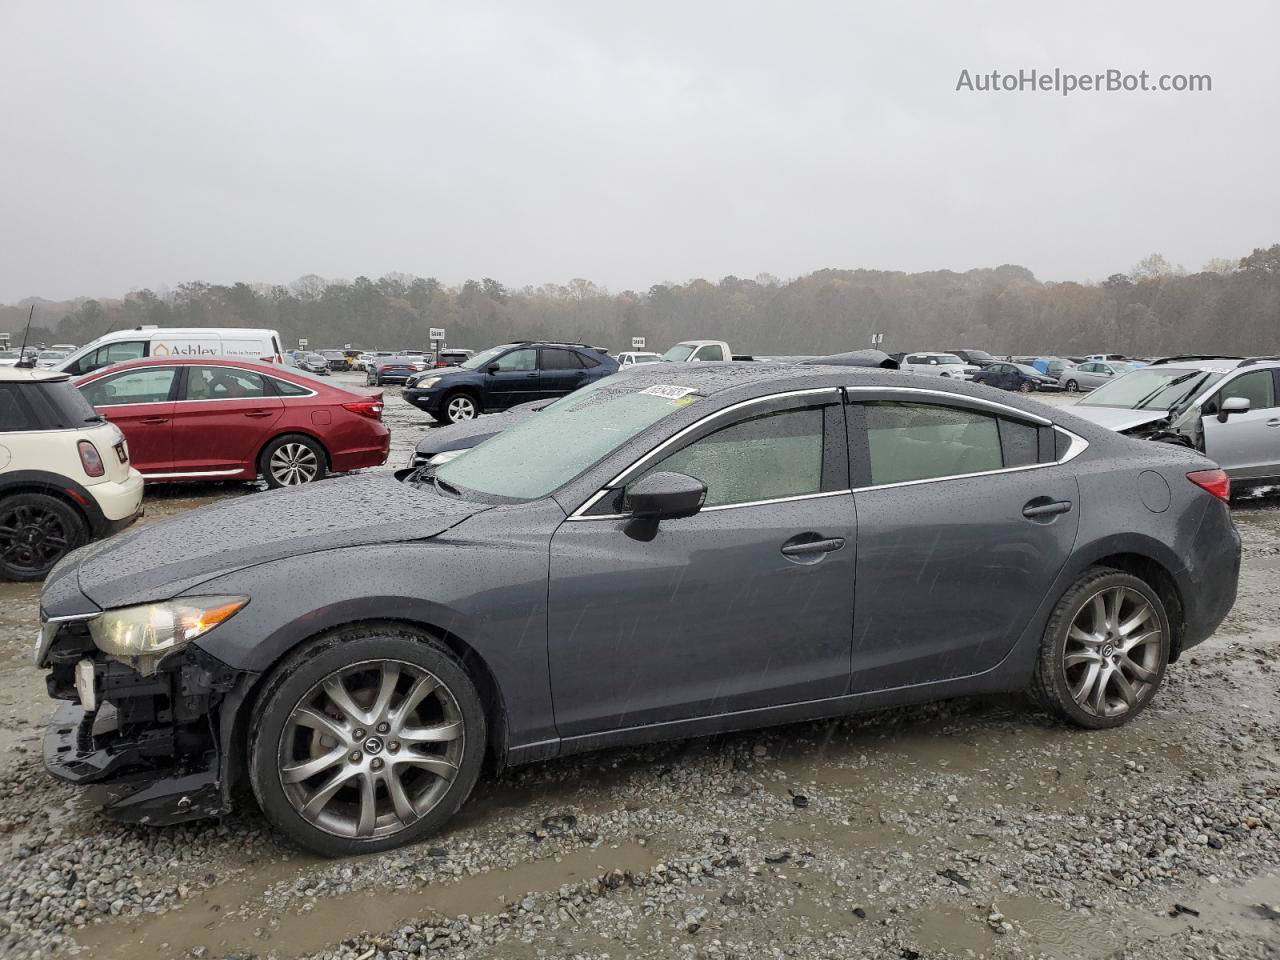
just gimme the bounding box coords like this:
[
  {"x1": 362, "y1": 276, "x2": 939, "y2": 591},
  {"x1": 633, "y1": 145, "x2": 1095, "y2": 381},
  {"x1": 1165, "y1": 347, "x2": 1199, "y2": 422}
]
[{"x1": 25, "y1": 379, "x2": 104, "y2": 428}]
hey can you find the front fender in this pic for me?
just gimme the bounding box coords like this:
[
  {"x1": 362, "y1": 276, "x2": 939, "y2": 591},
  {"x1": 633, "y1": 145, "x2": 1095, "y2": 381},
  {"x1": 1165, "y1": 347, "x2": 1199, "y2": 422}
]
[{"x1": 188, "y1": 499, "x2": 564, "y2": 755}]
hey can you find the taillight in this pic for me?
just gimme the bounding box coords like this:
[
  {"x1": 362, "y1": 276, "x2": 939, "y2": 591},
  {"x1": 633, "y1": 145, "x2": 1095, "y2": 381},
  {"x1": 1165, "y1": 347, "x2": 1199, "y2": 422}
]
[
  {"x1": 342, "y1": 399, "x2": 384, "y2": 420},
  {"x1": 1187, "y1": 468, "x2": 1230, "y2": 502},
  {"x1": 78, "y1": 440, "x2": 106, "y2": 478},
  {"x1": 434, "y1": 360, "x2": 448, "y2": 368}
]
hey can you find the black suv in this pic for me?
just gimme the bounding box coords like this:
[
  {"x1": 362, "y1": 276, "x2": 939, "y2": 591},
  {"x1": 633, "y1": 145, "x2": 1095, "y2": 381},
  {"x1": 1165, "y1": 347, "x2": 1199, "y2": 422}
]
[{"x1": 403, "y1": 342, "x2": 618, "y2": 423}]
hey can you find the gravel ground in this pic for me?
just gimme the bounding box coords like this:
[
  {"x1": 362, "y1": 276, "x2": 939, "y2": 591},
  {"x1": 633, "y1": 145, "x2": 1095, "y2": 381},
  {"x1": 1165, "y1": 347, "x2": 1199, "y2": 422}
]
[{"x1": 0, "y1": 376, "x2": 1276, "y2": 959}]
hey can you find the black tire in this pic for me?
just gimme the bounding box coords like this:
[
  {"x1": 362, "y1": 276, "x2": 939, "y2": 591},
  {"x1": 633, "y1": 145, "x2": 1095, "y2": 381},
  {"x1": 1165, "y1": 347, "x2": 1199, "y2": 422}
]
[
  {"x1": 259, "y1": 434, "x2": 328, "y2": 488},
  {"x1": 441, "y1": 391, "x2": 479, "y2": 424},
  {"x1": 1064, "y1": 379, "x2": 1080, "y2": 393},
  {"x1": 1018, "y1": 380, "x2": 1035, "y2": 393},
  {"x1": 248, "y1": 625, "x2": 487, "y2": 857},
  {"x1": 0, "y1": 492, "x2": 89, "y2": 581},
  {"x1": 1032, "y1": 567, "x2": 1171, "y2": 730}
]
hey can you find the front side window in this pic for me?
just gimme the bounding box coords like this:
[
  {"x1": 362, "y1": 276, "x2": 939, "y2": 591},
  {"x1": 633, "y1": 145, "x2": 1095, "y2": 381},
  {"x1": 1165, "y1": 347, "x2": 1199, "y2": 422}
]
[
  {"x1": 1214, "y1": 369, "x2": 1276, "y2": 411},
  {"x1": 80, "y1": 367, "x2": 177, "y2": 407},
  {"x1": 184, "y1": 367, "x2": 266, "y2": 400},
  {"x1": 630, "y1": 407, "x2": 824, "y2": 508},
  {"x1": 494, "y1": 348, "x2": 536, "y2": 372},
  {"x1": 864, "y1": 402, "x2": 1004, "y2": 485},
  {"x1": 694, "y1": 344, "x2": 725, "y2": 361},
  {"x1": 67, "y1": 340, "x2": 147, "y2": 376}
]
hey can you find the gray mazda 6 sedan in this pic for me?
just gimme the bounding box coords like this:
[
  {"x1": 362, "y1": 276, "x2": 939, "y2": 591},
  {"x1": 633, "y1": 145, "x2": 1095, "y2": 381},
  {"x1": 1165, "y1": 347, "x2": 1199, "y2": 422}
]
[{"x1": 36, "y1": 363, "x2": 1240, "y2": 856}]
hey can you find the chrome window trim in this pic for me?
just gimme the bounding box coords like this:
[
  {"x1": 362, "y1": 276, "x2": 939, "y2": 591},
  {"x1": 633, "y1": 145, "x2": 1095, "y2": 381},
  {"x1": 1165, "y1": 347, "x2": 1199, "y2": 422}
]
[
  {"x1": 569, "y1": 488, "x2": 852, "y2": 522},
  {"x1": 141, "y1": 467, "x2": 245, "y2": 479},
  {"x1": 567, "y1": 387, "x2": 841, "y2": 519},
  {"x1": 842, "y1": 385, "x2": 1052, "y2": 426}
]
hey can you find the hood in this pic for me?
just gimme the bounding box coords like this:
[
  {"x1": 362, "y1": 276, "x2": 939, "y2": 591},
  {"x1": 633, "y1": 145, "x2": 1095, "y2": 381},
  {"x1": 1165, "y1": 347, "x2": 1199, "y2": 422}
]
[
  {"x1": 415, "y1": 400, "x2": 544, "y2": 455},
  {"x1": 73, "y1": 473, "x2": 486, "y2": 608},
  {"x1": 1067, "y1": 404, "x2": 1169, "y2": 433}
]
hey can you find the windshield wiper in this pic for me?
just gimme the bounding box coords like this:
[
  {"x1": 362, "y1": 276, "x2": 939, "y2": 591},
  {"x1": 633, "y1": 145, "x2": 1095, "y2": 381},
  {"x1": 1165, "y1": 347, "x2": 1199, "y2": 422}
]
[
  {"x1": 432, "y1": 475, "x2": 463, "y2": 498},
  {"x1": 1133, "y1": 372, "x2": 1197, "y2": 409}
]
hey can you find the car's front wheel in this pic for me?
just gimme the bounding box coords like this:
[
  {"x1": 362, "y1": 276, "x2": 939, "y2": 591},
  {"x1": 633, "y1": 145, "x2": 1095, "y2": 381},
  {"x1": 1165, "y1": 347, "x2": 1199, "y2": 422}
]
[
  {"x1": 261, "y1": 434, "x2": 328, "y2": 488},
  {"x1": 249, "y1": 626, "x2": 486, "y2": 857},
  {"x1": 1033, "y1": 568, "x2": 1170, "y2": 729},
  {"x1": 1018, "y1": 380, "x2": 1035, "y2": 393},
  {"x1": 442, "y1": 393, "x2": 479, "y2": 424},
  {"x1": 0, "y1": 492, "x2": 88, "y2": 581}
]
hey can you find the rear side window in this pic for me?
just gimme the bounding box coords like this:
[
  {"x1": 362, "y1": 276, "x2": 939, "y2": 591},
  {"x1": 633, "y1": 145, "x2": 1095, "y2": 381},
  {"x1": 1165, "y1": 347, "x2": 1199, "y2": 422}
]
[
  {"x1": 999, "y1": 418, "x2": 1040, "y2": 468},
  {"x1": 268, "y1": 376, "x2": 313, "y2": 397},
  {"x1": 631, "y1": 407, "x2": 824, "y2": 508},
  {"x1": 864, "y1": 402, "x2": 1002, "y2": 485},
  {"x1": 184, "y1": 367, "x2": 266, "y2": 400},
  {"x1": 0, "y1": 384, "x2": 36, "y2": 432},
  {"x1": 27, "y1": 380, "x2": 103, "y2": 428},
  {"x1": 80, "y1": 367, "x2": 177, "y2": 407},
  {"x1": 540, "y1": 348, "x2": 584, "y2": 370},
  {"x1": 578, "y1": 351, "x2": 601, "y2": 368}
]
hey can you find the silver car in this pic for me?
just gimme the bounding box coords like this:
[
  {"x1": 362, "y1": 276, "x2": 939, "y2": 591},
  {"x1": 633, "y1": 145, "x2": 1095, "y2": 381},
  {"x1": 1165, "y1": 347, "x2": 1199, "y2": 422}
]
[
  {"x1": 1060, "y1": 360, "x2": 1134, "y2": 393},
  {"x1": 1070, "y1": 356, "x2": 1280, "y2": 491}
]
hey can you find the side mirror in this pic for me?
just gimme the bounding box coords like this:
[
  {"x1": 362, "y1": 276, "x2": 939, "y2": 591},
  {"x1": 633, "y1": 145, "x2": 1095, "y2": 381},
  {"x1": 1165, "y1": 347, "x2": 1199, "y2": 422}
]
[
  {"x1": 1219, "y1": 396, "x2": 1250, "y2": 422},
  {"x1": 487, "y1": 364, "x2": 500, "y2": 374},
  {"x1": 627, "y1": 471, "x2": 706, "y2": 521}
]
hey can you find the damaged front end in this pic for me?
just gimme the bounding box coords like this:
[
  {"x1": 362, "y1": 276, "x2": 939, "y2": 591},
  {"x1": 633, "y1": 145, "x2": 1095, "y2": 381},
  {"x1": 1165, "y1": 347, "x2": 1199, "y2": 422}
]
[{"x1": 39, "y1": 614, "x2": 258, "y2": 825}]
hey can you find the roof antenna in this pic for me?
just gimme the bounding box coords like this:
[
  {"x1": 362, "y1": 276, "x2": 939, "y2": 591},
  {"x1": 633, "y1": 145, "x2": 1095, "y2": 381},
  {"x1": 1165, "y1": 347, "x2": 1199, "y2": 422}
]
[{"x1": 15, "y1": 305, "x2": 36, "y2": 368}]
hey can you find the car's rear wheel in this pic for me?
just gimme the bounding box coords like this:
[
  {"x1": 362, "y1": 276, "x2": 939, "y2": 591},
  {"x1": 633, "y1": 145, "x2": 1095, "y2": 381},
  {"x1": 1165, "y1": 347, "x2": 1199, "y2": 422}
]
[
  {"x1": 1064, "y1": 379, "x2": 1080, "y2": 393},
  {"x1": 249, "y1": 626, "x2": 486, "y2": 857},
  {"x1": 261, "y1": 434, "x2": 327, "y2": 488},
  {"x1": 0, "y1": 492, "x2": 88, "y2": 581},
  {"x1": 442, "y1": 393, "x2": 478, "y2": 424},
  {"x1": 1033, "y1": 568, "x2": 1170, "y2": 729}
]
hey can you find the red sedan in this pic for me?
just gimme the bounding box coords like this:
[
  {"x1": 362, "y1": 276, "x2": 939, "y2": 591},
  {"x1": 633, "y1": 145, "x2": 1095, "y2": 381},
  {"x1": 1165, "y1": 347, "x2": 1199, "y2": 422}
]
[{"x1": 75, "y1": 358, "x2": 390, "y2": 487}]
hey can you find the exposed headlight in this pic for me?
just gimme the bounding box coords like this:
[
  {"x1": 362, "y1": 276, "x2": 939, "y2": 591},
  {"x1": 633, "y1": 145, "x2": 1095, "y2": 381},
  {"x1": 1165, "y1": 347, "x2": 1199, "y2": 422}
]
[
  {"x1": 415, "y1": 376, "x2": 441, "y2": 389},
  {"x1": 89, "y1": 596, "x2": 248, "y2": 658},
  {"x1": 427, "y1": 449, "x2": 466, "y2": 466}
]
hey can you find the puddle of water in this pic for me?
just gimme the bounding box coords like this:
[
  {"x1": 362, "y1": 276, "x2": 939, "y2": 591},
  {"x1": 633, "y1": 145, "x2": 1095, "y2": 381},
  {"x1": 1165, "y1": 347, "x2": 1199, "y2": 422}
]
[{"x1": 73, "y1": 840, "x2": 659, "y2": 959}]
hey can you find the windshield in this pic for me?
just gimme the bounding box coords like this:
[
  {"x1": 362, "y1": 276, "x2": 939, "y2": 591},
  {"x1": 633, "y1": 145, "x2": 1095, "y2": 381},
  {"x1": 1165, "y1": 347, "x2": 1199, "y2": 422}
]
[
  {"x1": 1078, "y1": 368, "x2": 1225, "y2": 410},
  {"x1": 663, "y1": 344, "x2": 697, "y2": 362},
  {"x1": 435, "y1": 378, "x2": 698, "y2": 500},
  {"x1": 460, "y1": 346, "x2": 508, "y2": 370}
]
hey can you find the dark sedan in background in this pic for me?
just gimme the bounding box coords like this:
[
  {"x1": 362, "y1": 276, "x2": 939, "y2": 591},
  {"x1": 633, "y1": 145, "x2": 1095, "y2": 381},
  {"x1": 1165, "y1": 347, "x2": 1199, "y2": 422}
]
[
  {"x1": 367, "y1": 356, "x2": 430, "y2": 385},
  {"x1": 38, "y1": 363, "x2": 1238, "y2": 857},
  {"x1": 971, "y1": 360, "x2": 1058, "y2": 392}
]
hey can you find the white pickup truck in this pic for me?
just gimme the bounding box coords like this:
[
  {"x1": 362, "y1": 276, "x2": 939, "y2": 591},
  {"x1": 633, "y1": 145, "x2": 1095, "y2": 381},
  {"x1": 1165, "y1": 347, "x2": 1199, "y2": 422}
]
[{"x1": 661, "y1": 340, "x2": 755, "y2": 362}]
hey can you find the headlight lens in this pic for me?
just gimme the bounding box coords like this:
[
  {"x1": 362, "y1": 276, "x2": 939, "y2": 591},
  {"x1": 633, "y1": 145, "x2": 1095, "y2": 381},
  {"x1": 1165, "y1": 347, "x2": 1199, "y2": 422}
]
[
  {"x1": 427, "y1": 448, "x2": 466, "y2": 466},
  {"x1": 416, "y1": 376, "x2": 441, "y2": 390},
  {"x1": 89, "y1": 596, "x2": 248, "y2": 657}
]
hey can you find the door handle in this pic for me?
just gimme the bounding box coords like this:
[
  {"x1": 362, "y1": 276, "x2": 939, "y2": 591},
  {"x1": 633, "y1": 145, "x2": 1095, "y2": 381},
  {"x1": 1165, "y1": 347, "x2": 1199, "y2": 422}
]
[
  {"x1": 244, "y1": 410, "x2": 274, "y2": 418},
  {"x1": 1267, "y1": 418, "x2": 1280, "y2": 427},
  {"x1": 138, "y1": 417, "x2": 169, "y2": 425},
  {"x1": 1022, "y1": 499, "x2": 1073, "y2": 519},
  {"x1": 781, "y1": 536, "x2": 845, "y2": 557}
]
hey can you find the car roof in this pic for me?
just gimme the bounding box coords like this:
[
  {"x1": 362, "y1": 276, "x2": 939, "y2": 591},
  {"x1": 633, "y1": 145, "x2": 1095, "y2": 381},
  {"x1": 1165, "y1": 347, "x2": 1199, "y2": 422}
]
[
  {"x1": 0, "y1": 365, "x2": 72, "y2": 383},
  {"x1": 72, "y1": 356, "x2": 304, "y2": 378},
  {"x1": 1145, "y1": 358, "x2": 1278, "y2": 374}
]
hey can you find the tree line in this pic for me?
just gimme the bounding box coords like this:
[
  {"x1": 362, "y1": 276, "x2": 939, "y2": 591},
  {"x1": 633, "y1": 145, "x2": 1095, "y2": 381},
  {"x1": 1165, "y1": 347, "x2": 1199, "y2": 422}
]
[{"x1": 4, "y1": 244, "x2": 1278, "y2": 359}]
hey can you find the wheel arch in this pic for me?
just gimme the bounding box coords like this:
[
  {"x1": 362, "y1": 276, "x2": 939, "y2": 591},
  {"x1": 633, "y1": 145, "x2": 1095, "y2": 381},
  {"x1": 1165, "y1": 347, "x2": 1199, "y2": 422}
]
[
  {"x1": 226, "y1": 611, "x2": 510, "y2": 795},
  {"x1": 0, "y1": 472, "x2": 100, "y2": 536},
  {"x1": 440, "y1": 385, "x2": 483, "y2": 414},
  {"x1": 1069, "y1": 542, "x2": 1188, "y2": 661},
  {"x1": 256, "y1": 430, "x2": 333, "y2": 474}
]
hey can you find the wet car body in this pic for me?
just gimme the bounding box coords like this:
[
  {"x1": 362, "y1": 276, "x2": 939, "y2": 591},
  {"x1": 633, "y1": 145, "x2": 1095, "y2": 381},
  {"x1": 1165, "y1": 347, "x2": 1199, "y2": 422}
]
[{"x1": 37, "y1": 364, "x2": 1240, "y2": 852}]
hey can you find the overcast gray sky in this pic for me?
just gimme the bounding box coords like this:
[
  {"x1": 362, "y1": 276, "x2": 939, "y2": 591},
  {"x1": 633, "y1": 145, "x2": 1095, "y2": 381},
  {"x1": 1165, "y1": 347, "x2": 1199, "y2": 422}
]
[{"x1": 1, "y1": 0, "x2": 1277, "y2": 303}]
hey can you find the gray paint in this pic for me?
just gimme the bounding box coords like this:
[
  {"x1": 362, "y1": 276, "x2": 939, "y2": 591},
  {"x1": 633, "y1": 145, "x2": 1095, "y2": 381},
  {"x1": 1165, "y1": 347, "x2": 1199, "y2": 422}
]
[{"x1": 40, "y1": 364, "x2": 1242, "y2": 770}]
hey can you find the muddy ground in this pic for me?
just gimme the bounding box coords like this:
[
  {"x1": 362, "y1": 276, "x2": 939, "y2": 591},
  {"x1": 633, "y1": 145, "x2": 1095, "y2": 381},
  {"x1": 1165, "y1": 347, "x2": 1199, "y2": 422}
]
[{"x1": 0, "y1": 378, "x2": 1276, "y2": 959}]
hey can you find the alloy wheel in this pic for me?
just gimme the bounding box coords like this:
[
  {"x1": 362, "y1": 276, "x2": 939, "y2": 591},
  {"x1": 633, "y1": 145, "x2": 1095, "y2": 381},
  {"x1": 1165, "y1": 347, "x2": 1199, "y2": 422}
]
[
  {"x1": 269, "y1": 442, "x2": 320, "y2": 485},
  {"x1": 278, "y1": 660, "x2": 465, "y2": 840},
  {"x1": 447, "y1": 396, "x2": 477, "y2": 422},
  {"x1": 0, "y1": 503, "x2": 69, "y2": 573},
  {"x1": 1066, "y1": 380, "x2": 1079, "y2": 392},
  {"x1": 1063, "y1": 586, "x2": 1162, "y2": 718}
]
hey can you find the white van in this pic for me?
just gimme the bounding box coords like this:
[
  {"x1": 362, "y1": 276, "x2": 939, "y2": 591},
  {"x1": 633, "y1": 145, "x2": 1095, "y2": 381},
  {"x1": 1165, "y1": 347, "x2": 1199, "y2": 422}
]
[{"x1": 55, "y1": 326, "x2": 284, "y2": 377}]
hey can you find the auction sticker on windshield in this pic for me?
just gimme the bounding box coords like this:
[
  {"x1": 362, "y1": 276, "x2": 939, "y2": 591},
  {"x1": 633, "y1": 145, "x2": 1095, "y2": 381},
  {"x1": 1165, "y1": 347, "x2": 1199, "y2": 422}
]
[{"x1": 640, "y1": 385, "x2": 699, "y2": 401}]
